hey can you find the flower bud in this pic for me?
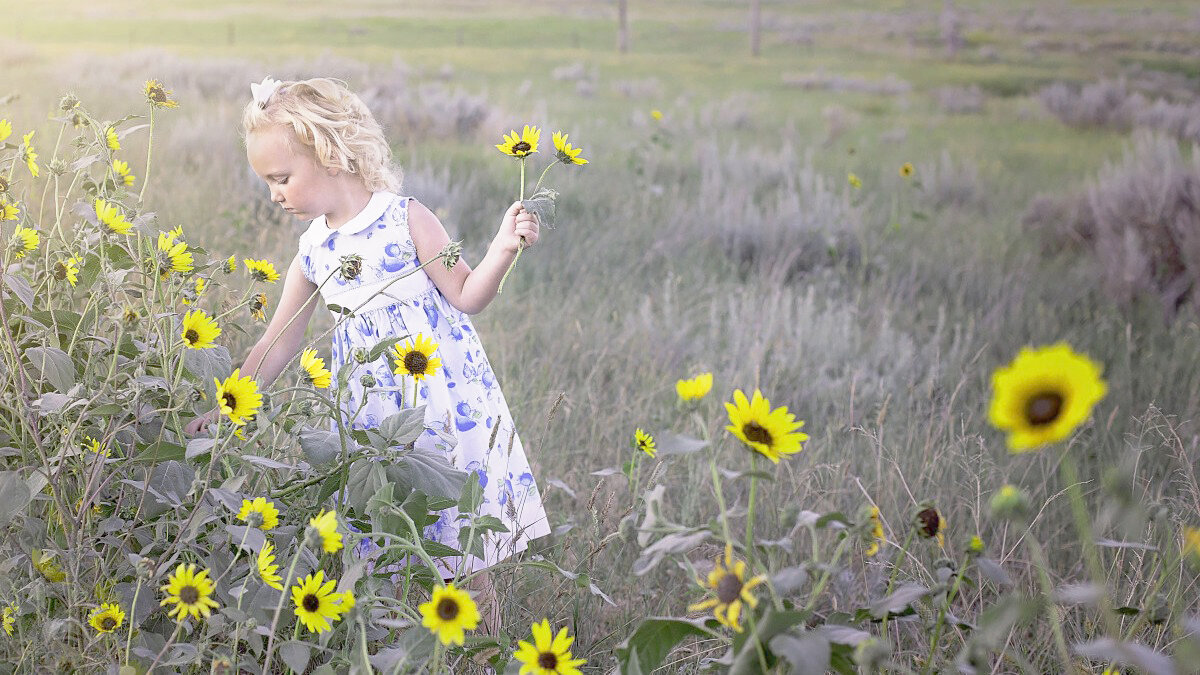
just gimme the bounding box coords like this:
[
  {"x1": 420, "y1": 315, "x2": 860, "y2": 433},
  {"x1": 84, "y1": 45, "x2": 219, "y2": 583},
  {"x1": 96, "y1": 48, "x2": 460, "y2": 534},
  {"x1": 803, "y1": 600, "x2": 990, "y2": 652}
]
[
  {"x1": 352, "y1": 347, "x2": 369, "y2": 364},
  {"x1": 440, "y1": 240, "x2": 463, "y2": 271},
  {"x1": 989, "y1": 484, "x2": 1031, "y2": 523},
  {"x1": 966, "y1": 535, "x2": 984, "y2": 555},
  {"x1": 338, "y1": 254, "x2": 363, "y2": 281},
  {"x1": 359, "y1": 373, "x2": 376, "y2": 388}
]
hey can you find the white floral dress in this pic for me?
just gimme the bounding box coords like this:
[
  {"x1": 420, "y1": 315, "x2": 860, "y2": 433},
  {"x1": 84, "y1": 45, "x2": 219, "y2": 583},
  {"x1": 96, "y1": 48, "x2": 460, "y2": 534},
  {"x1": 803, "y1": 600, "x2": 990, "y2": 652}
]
[{"x1": 297, "y1": 191, "x2": 551, "y2": 574}]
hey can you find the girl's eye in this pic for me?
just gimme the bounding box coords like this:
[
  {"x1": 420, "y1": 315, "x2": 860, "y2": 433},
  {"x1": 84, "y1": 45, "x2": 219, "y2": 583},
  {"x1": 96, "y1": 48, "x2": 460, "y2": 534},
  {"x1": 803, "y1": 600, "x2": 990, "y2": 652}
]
[{"x1": 278, "y1": 178, "x2": 289, "y2": 185}]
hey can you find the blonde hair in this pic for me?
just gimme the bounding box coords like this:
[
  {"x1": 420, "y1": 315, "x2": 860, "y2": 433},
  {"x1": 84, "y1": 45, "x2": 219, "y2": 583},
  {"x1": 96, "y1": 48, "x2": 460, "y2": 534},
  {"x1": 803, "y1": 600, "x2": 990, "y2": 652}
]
[{"x1": 242, "y1": 77, "x2": 402, "y2": 193}]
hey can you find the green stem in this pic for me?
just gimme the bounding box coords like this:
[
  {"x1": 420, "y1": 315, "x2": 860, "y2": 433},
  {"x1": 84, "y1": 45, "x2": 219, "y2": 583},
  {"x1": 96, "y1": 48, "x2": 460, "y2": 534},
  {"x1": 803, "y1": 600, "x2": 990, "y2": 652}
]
[
  {"x1": 880, "y1": 528, "x2": 916, "y2": 638},
  {"x1": 1059, "y1": 452, "x2": 1120, "y2": 638},
  {"x1": 923, "y1": 554, "x2": 968, "y2": 674},
  {"x1": 530, "y1": 161, "x2": 555, "y2": 196},
  {"x1": 138, "y1": 107, "x2": 154, "y2": 203},
  {"x1": 745, "y1": 454, "x2": 759, "y2": 566},
  {"x1": 1025, "y1": 534, "x2": 1075, "y2": 673},
  {"x1": 123, "y1": 579, "x2": 142, "y2": 665},
  {"x1": 801, "y1": 535, "x2": 852, "y2": 614},
  {"x1": 261, "y1": 542, "x2": 304, "y2": 674}
]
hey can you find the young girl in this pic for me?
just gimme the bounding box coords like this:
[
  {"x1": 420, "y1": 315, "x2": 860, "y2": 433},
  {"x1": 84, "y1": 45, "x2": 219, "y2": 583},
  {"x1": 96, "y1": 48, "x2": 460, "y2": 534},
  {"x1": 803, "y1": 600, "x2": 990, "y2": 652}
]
[{"x1": 189, "y1": 77, "x2": 551, "y2": 628}]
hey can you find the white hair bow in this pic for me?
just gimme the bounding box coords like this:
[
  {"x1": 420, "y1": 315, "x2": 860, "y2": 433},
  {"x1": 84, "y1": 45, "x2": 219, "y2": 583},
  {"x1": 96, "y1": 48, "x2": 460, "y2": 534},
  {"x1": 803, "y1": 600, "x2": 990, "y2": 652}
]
[{"x1": 250, "y1": 76, "x2": 282, "y2": 108}]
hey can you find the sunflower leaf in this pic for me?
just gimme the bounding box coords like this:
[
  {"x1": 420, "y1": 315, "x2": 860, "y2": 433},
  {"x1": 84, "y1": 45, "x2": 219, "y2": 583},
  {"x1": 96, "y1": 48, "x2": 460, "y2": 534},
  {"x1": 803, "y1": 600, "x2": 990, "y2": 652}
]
[
  {"x1": 279, "y1": 641, "x2": 311, "y2": 674},
  {"x1": 24, "y1": 346, "x2": 75, "y2": 392},
  {"x1": 522, "y1": 188, "x2": 558, "y2": 229},
  {"x1": 615, "y1": 616, "x2": 722, "y2": 673},
  {"x1": 655, "y1": 431, "x2": 708, "y2": 456},
  {"x1": 769, "y1": 630, "x2": 831, "y2": 675},
  {"x1": 1, "y1": 271, "x2": 34, "y2": 309},
  {"x1": 870, "y1": 583, "x2": 931, "y2": 619},
  {"x1": 0, "y1": 471, "x2": 32, "y2": 528},
  {"x1": 632, "y1": 529, "x2": 708, "y2": 576}
]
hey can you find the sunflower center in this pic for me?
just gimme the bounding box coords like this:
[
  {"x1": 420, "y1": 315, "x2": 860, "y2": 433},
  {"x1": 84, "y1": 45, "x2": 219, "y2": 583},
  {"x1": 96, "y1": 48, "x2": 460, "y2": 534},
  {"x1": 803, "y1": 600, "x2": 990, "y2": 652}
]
[
  {"x1": 303, "y1": 593, "x2": 320, "y2": 612},
  {"x1": 222, "y1": 391, "x2": 237, "y2": 410},
  {"x1": 179, "y1": 585, "x2": 199, "y2": 605},
  {"x1": 742, "y1": 422, "x2": 773, "y2": 447},
  {"x1": 538, "y1": 651, "x2": 559, "y2": 669},
  {"x1": 716, "y1": 572, "x2": 744, "y2": 604},
  {"x1": 1025, "y1": 392, "x2": 1063, "y2": 426},
  {"x1": 100, "y1": 616, "x2": 116, "y2": 630},
  {"x1": 916, "y1": 508, "x2": 940, "y2": 538},
  {"x1": 436, "y1": 597, "x2": 459, "y2": 621},
  {"x1": 513, "y1": 141, "x2": 531, "y2": 154},
  {"x1": 185, "y1": 329, "x2": 199, "y2": 344},
  {"x1": 404, "y1": 351, "x2": 429, "y2": 374}
]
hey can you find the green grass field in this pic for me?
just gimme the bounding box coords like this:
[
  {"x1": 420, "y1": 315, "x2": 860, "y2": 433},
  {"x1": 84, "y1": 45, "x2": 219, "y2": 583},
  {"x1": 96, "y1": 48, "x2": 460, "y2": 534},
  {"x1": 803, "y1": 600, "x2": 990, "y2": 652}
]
[{"x1": 2, "y1": 1, "x2": 1200, "y2": 672}]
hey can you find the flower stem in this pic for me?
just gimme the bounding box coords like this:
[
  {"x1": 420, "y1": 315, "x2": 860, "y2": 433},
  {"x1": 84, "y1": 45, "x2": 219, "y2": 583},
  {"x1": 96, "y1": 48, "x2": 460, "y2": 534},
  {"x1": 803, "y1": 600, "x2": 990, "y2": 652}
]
[
  {"x1": 123, "y1": 579, "x2": 142, "y2": 665},
  {"x1": 138, "y1": 107, "x2": 154, "y2": 203},
  {"x1": 745, "y1": 454, "x2": 759, "y2": 566},
  {"x1": 923, "y1": 554, "x2": 968, "y2": 674},
  {"x1": 1025, "y1": 534, "x2": 1074, "y2": 672},
  {"x1": 880, "y1": 527, "x2": 916, "y2": 638}
]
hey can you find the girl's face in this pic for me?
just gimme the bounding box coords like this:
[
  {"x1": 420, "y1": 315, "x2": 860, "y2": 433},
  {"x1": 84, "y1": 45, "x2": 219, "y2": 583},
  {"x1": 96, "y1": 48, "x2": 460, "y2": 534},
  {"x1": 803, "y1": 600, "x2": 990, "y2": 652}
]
[{"x1": 246, "y1": 124, "x2": 336, "y2": 220}]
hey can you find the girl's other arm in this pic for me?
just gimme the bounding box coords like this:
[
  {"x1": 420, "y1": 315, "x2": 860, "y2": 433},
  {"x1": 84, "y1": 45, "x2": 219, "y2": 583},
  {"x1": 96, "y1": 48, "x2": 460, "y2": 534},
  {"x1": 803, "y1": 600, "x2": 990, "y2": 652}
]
[
  {"x1": 409, "y1": 199, "x2": 538, "y2": 315},
  {"x1": 185, "y1": 255, "x2": 318, "y2": 434},
  {"x1": 242, "y1": 254, "x2": 320, "y2": 385}
]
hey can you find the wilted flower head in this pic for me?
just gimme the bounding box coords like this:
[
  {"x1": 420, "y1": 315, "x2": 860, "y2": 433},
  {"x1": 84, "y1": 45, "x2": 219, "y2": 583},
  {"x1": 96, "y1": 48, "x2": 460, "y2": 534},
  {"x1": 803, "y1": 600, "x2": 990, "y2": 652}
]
[
  {"x1": 249, "y1": 293, "x2": 268, "y2": 321},
  {"x1": 338, "y1": 253, "x2": 363, "y2": 281},
  {"x1": 440, "y1": 240, "x2": 462, "y2": 271},
  {"x1": 144, "y1": 79, "x2": 179, "y2": 108},
  {"x1": 912, "y1": 502, "x2": 946, "y2": 546},
  {"x1": 59, "y1": 94, "x2": 80, "y2": 112}
]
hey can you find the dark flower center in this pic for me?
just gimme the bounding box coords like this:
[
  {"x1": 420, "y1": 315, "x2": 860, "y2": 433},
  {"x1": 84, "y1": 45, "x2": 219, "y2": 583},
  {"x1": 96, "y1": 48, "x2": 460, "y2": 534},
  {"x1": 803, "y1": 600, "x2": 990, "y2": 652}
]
[
  {"x1": 513, "y1": 141, "x2": 531, "y2": 154},
  {"x1": 742, "y1": 422, "x2": 773, "y2": 447},
  {"x1": 180, "y1": 585, "x2": 199, "y2": 605},
  {"x1": 436, "y1": 597, "x2": 459, "y2": 620},
  {"x1": 303, "y1": 593, "x2": 320, "y2": 612},
  {"x1": 538, "y1": 651, "x2": 559, "y2": 669},
  {"x1": 54, "y1": 263, "x2": 67, "y2": 280},
  {"x1": 716, "y1": 572, "x2": 744, "y2": 604},
  {"x1": 404, "y1": 351, "x2": 429, "y2": 374},
  {"x1": 916, "y1": 507, "x2": 940, "y2": 538},
  {"x1": 1025, "y1": 392, "x2": 1063, "y2": 426},
  {"x1": 149, "y1": 88, "x2": 167, "y2": 102},
  {"x1": 100, "y1": 616, "x2": 116, "y2": 630},
  {"x1": 185, "y1": 329, "x2": 199, "y2": 344},
  {"x1": 222, "y1": 392, "x2": 237, "y2": 410}
]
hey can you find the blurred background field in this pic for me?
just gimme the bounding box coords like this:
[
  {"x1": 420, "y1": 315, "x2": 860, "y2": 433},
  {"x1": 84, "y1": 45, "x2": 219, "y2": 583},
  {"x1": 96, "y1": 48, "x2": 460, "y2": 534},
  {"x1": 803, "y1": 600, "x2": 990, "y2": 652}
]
[{"x1": 4, "y1": 0, "x2": 1200, "y2": 671}]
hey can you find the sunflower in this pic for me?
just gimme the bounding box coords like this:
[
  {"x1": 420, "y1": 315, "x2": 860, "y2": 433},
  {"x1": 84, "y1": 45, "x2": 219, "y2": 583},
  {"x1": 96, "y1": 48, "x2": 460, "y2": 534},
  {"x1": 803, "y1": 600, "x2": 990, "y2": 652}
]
[
  {"x1": 724, "y1": 389, "x2": 809, "y2": 464},
  {"x1": 105, "y1": 126, "x2": 120, "y2": 151},
  {"x1": 181, "y1": 276, "x2": 206, "y2": 306},
  {"x1": 214, "y1": 369, "x2": 262, "y2": 426},
  {"x1": 291, "y1": 571, "x2": 355, "y2": 634},
  {"x1": 391, "y1": 334, "x2": 442, "y2": 381},
  {"x1": 913, "y1": 504, "x2": 946, "y2": 547},
  {"x1": 676, "y1": 372, "x2": 713, "y2": 402},
  {"x1": 53, "y1": 256, "x2": 81, "y2": 286},
  {"x1": 10, "y1": 226, "x2": 38, "y2": 259},
  {"x1": 32, "y1": 549, "x2": 66, "y2": 582},
  {"x1": 87, "y1": 603, "x2": 125, "y2": 634},
  {"x1": 988, "y1": 343, "x2": 1107, "y2": 452},
  {"x1": 157, "y1": 231, "x2": 194, "y2": 277},
  {"x1": 300, "y1": 348, "x2": 331, "y2": 388},
  {"x1": 686, "y1": 543, "x2": 766, "y2": 632},
  {"x1": 249, "y1": 292, "x2": 268, "y2": 322},
  {"x1": 222, "y1": 254, "x2": 237, "y2": 274},
  {"x1": 552, "y1": 131, "x2": 588, "y2": 165},
  {"x1": 112, "y1": 159, "x2": 135, "y2": 186},
  {"x1": 0, "y1": 200, "x2": 18, "y2": 221},
  {"x1": 181, "y1": 310, "x2": 221, "y2": 349},
  {"x1": 244, "y1": 258, "x2": 280, "y2": 283},
  {"x1": 2, "y1": 604, "x2": 15, "y2": 636},
  {"x1": 418, "y1": 583, "x2": 480, "y2": 646},
  {"x1": 650, "y1": 109, "x2": 663, "y2": 121},
  {"x1": 94, "y1": 198, "x2": 133, "y2": 235},
  {"x1": 1183, "y1": 527, "x2": 1200, "y2": 569},
  {"x1": 0, "y1": 119, "x2": 10, "y2": 143},
  {"x1": 496, "y1": 124, "x2": 540, "y2": 158},
  {"x1": 237, "y1": 497, "x2": 280, "y2": 531},
  {"x1": 256, "y1": 541, "x2": 284, "y2": 590},
  {"x1": 633, "y1": 428, "x2": 656, "y2": 458},
  {"x1": 144, "y1": 79, "x2": 179, "y2": 108},
  {"x1": 848, "y1": 172, "x2": 862, "y2": 189},
  {"x1": 900, "y1": 162, "x2": 914, "y2": 178},
  {"x1": 21, "y1": 131, "x2": 39, "y2": 178},
  {"x1": 513, "y1": 619, "x2": 587, "y2": 675},
  {"x1": 308, "y1": 509, "x2": 343, "y2": 553},
  {"x1": 863, "y1": 506, "x2": 885, "y2": 557},
  {"x1": 84, "y1": 435, "x2": 108, "y2": 457},
  {"x1": 160, "y1": 563, "x2": 219, "y2": 621}
]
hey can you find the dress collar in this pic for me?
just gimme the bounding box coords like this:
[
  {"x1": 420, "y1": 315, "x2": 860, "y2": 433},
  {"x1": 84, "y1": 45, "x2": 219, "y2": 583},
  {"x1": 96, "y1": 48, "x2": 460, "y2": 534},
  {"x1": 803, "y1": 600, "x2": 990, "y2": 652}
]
[{"x1": 303, "y1": 191, "x2": 396, "y2": 242}]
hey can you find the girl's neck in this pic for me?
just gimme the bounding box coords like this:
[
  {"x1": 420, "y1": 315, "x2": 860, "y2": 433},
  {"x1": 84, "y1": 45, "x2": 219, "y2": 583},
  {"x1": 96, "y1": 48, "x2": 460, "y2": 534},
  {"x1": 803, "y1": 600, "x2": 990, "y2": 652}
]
[{"x1": 323, "y1": 178, "x2": 374, "y2": 229}]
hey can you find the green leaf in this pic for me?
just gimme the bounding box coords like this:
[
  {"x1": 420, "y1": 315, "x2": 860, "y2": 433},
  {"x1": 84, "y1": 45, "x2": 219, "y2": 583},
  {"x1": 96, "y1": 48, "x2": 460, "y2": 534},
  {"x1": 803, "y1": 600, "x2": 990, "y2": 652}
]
[
  {"x1": 278, "y1": 641, "x2": 310, "y2": 674},
  {"x1": 298, "y1": 427, "x2": 345, "y2": 466},
  {"x1": 870, "y1": 583, "x2": 931, "y2": 619},
  {"x1": 655, "y1": 431, "x2": 708, "y2": 456},
  {"x1": 368, "y1": 335, "x2": 407, "y2": 363},
  {"x1": 183, "y1": 345, "x2": 231, "y2": 389},
  {"x1": 615, "y1": 616, "x2": 722, "y2": 673},
  {"x1": 459, "y1": 469, "x2": 484, "y2": 514},
  {"x1": 374, "y1": 406, "x2": 427, "y2": 448},
  {"x1": 522, "y1": 188, "x2": 558, "y2": 229},
  {"x1": 326, "y1": 303, "x2": 354, "y2": 317},
  {"x1": 0, "y1": 471, "x2": 33, "y2": 528},
  {"x1": 1, "y1": 271, "x2": 34, "y2": 309},
  {"x1": 730, "y1": 608, "x2": 810, "y2": 675},
  {"x1": 815, "y1": 512, "x2": 851, "y2": 529},
  {"x1": 25, "y1": 346, "x2": 76, "y2": 392},
  {"x1": 130, "y1": 441, "x2": 186, "y2": 464},
  {"x1": 632, "y1": 529, "x2": 708, "y2": 576},
  {"x1": 385, "y1": 445, "x2": 469, "y2": 500},
  {"x1": 769, "y1": 631, "x2": 831, "y2": 675},
  {"x1": 524, "y1": 556, "x2": 616, "y2": 606},
  {"x1": 346, "y1": 459, "x2": 390, "y2": 513}
]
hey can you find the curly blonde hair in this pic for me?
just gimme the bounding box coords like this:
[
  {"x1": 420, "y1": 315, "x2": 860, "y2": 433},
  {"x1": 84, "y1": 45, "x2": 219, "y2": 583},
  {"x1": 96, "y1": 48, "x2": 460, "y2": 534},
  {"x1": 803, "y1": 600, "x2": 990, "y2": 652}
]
[{"x1": 242, "y1": 77, "x2": 402, "y2": 193}]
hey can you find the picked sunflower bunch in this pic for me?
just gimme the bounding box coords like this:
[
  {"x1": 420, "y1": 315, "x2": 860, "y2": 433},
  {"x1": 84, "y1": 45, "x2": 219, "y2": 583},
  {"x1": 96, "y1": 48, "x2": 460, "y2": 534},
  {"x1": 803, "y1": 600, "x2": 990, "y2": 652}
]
[{"x1": 493, "y1": 123, "x2": 589, "y2": 292}]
